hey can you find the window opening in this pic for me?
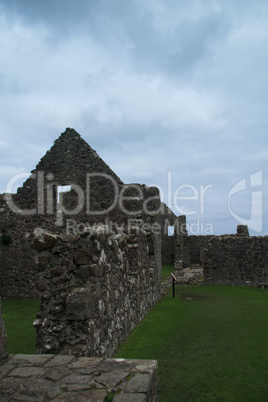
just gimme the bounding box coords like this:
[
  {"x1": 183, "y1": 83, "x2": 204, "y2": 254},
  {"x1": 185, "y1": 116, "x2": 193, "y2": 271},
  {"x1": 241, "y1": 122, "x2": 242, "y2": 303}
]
[
  {"x1": 168, "y1": 226, "x2": 175, "y2": 236},
  {"x1": 57, "y1": 185, "x2": 71, "y2": 203}
]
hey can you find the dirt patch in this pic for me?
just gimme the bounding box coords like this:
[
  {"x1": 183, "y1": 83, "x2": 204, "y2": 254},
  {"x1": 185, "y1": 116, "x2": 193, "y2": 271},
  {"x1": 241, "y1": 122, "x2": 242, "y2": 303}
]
[{"x1": 180, "y1": 293, "x2": 208, "y2": 301}]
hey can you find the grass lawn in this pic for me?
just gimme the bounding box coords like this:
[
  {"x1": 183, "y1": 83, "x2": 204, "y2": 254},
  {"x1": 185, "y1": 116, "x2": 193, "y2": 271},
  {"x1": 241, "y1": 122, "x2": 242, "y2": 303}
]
[
  {"x1": 1, "y1": 299, "x2": 39, "y2": 354},
  {"x1": 161, "y1": 264, "x2": 175, "y2": 282},
  {"x1": 1, "y1": 286, "x2": 268, "y2": 401},
  {"x1": 115, "y1": 285, "x2": 268, "y2": 402}
]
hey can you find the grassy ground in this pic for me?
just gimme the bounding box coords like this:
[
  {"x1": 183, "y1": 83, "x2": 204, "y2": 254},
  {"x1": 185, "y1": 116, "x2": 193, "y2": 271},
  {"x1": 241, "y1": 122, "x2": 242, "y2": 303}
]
[
  {"x1": 2, "y1": 287, "x2": 268, "y2": 401},
  {"x1": 115, "y1": 285, "x2": 268, "y2": 401},
  {"x1": 1, "y1": 299, "x2": 39, "y2": 354},
  {"x1": 161, "y1": 264, "x2": 175, "y2": 282}
]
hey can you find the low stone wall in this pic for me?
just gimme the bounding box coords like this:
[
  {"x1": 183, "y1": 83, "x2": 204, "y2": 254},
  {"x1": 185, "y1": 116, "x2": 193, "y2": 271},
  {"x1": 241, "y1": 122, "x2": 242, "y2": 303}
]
[
  {"x1": 203, "y1": 236, "x2": 268, "y2": 285},
  {"x1": 0, "y1": 354, "x2": 158, "y2": 401},
  {"x1": 0, "y1": 298, "x2": 8, "y2": 362},
  {"x1": 34, "y1": 226, "x2": 160, "y2": 357}
]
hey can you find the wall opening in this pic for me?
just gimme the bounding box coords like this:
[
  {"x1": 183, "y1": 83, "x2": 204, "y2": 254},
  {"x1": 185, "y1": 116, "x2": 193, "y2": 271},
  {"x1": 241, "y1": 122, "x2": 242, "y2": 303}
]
[
  {"x1": 168, "y1": 226, "x2": 174, "y2": 236},
  {"x1": 57, "y1": 185, "x2": 72, "y2": 203}
]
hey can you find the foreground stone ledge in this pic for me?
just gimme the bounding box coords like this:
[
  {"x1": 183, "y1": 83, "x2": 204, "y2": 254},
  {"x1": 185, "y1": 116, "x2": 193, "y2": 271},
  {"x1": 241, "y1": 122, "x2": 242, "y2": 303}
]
[{"x1": 0, "y1": 354, "x2": 158, "y2": 401}]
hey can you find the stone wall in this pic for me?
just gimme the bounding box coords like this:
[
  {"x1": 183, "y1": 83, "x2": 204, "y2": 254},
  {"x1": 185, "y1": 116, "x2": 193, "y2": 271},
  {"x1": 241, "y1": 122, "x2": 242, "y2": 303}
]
[
  {"x1": 175, "y1": 220, "x2": 268, "y2": 286},
  {"x1": 203, "y1": 236, "x2": 268, "y2": 285},
  {"x1": 0, "y1": 195, "x2": 43, "y2": 298},
  {"x1": 33, "y1": 226, "x2": 160, "y2": 357},
  {"x1": 0, "y1": 298, "x2": 8, "y2": 362},
  {"x1": 175, "y1": 234, "x2": 214, "y2": 269},
  {"x1": 0, "y1": 128, "x2": 162, "y2": 299},
  {"x1": 0, "y1": 354, "x2": 158, "y2": 401}
]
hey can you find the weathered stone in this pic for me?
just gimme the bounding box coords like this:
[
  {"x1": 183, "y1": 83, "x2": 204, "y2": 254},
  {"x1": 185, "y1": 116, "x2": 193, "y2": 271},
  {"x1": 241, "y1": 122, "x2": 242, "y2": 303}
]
[
  {"x1": 90, "y1": 263, "x2": 106, "y2": 277},
  {"x1": 54, "y1": 389, "x2": 107, "y2": 401},
  {"x1": 73, "y1": 251, "x2": 92, "y2": 265},
  {"x1": 33, "y1": 228, "x2": 58, "y2": 251},
  {"x1": 78, "y1": 265, "x2": 91, "y2": 279},
  {"x1": 59, "y1": 233, "x2": 80, "y2": 243},
  {"x1": 8, "y1": 367, "x2": 46, "y2": 377},
  {"x1": 65, "y1": 288, "x2": 93, "y2": 320},
  {"x1": 125, "y1": 373, "x2": 152, "y2": 394},
  {"x1": 96, "y1": 370, "x2": 129, "y2": 387},
  {"x1": 61, "y1": 373, "x2": 91, "y2": 385},
  {"x1": 114, "y1": 393, "x2": 146, "y2": 402},
  {"x1": 23, "y1": 378, "x2": 62, "y2": 400},
  {"x1": 44, "y1": 355, "x2": 75, "y2": 367},
  {"x1": 0, "y1": 377, "x2": 22, "y2": 394},
  {"x1": 0, "y1": 356, "x2": 158, "y2": 401},
  {"x1": 0, "y1": 129, "x2": 161, "y2": 312},
  {"x1": 50, "y1": 304, "x2": 64, "y2": 314},
  {"x1": 8, "y1": 354, "x2": 52, "y2": 366},
  {"x1": 237, "y1": 225, "x2": 249, "y2": 236},
  {"x1": 67, "y1": 357, "x2": 102, "y2": 369},
  {"x1": 45, "y1": 368, "x2": 70, "y2": 382},
  {"x1": 37, "y1": 253, "x2": 50, "y2": 265}
]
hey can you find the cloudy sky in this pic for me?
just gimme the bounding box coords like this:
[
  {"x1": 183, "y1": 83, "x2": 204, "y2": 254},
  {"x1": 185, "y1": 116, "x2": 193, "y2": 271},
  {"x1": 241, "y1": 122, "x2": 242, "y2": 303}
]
[{"x1": 0, "y1": 0, "x2": 267, "y2": 235}]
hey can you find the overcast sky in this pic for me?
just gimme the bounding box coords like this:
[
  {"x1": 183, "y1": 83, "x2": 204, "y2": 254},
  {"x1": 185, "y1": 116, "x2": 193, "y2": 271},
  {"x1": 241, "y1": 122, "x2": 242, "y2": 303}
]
[{"x1": 0, "y1": 0, "x2": 267, "y2": 235}]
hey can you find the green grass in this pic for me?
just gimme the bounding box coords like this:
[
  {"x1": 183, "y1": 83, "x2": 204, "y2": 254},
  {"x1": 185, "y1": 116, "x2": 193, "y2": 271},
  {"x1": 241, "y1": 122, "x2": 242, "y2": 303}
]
[
  {"x1": 115, "y1": 285, "x2": 268, "y2": 401},
  {"x1": 1, "y1": 299, "x2": 39, "y2": 354},
  {"x1": 161, "y1": 264, "x2": 175, "y2": 282},
  {"x1": 2, "y1": 287, "x2": 268, "y2": 401}
]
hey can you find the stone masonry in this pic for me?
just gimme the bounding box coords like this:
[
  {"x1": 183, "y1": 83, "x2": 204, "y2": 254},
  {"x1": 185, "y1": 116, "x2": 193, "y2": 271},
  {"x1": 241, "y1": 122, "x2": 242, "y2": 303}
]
[
  {"x1": 33, "y1": 225, "x2": 160, "y2": 358},
  {"x1": 203, "y1": 235, "x2": 268, "y2": 285},
  {"x1": 0, "y1": 128, "x2": 163, "y2": 299},
  {"x1": 175, "y1": 217, "x2": 268, "y2": 286},
  {"x1": 0, "y1": 354, "x2": 158, "y2": 401}
]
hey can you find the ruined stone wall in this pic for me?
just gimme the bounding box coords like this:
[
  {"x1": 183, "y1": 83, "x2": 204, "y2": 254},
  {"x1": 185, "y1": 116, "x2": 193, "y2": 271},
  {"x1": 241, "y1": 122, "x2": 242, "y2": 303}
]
[
  {"x1": 175, "y1": 235, "x2": 214, "y2": 269},
  {"x1": 0, "y1": 183, "x2": 161, "y2": 299},
  {"x1": 203, "y1": 236, "x2": 268, "y2": 285},
  {"x1": 0, "y1": 194, "x2": 63, "y2": 298},
  {"x1": 175, "y1": 221, "x2": 268, "y2": 286},
  {"x1": 0, "y1": 129, "x2": 162, "y2": 299},
  {"x1": 0, "y1": 195, "x2": 40, "y2": 298},
  {"x1": 33, "y1": 226, "x2": 160, "y2": 358},
  {"x1": 0, "y1": 298, "x2": 8, "y2": 362}
]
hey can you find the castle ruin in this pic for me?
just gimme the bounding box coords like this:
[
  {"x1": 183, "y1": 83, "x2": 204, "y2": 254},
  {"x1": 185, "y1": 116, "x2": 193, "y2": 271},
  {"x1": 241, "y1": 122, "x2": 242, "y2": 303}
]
[{"x1": 0, "y1": 128, "x2": 267, "y2": 359}]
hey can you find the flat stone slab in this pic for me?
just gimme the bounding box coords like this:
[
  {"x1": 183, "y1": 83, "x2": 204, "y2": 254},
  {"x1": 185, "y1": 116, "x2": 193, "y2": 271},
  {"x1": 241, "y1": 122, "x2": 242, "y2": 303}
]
[
  {"x1": 0, "y1": 354, "x2": 158, "y2": 401},
  {"x1": 125, "y1": 373, "x2": 152, "y2": 393}
]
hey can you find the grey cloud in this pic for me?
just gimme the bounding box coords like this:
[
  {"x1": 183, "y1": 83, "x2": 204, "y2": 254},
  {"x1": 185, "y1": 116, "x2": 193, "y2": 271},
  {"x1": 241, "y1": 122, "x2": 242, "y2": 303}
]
[{"x1": 0, "y1": 0, "x2": 268, "y2": 234}]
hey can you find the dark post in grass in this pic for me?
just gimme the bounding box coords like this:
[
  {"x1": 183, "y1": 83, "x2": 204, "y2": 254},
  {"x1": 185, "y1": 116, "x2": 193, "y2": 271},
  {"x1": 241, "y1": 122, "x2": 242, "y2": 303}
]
[{"x1": 170, "y1": 273, "x2": 177, "y2": 298}]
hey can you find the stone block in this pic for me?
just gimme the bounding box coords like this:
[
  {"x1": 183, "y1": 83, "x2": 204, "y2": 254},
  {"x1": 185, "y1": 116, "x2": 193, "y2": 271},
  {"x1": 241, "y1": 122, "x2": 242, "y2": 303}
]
[
  {"x1": 66, "y1": 288, "x2": 93, "y2": 320},
  {"x1": 50, "y1": 265, "x2": 64, "y2": 276},
  {"x1": 237, "y1": 225, "x2": 249, "y2": 236},
  {"x1": 33, "y1": 228, "x2": 57, "y2": 251},
  {"x1": 37, "y1": 253, "x2": 50, "y2": 265},
  {"x1": 78, "y1": 265, "x2": 91, "y2": 280},
  {"x1": 73, "y1": 251, "x2": 92, "y2": 265},
  {"x1": 114, "y1": 393, "x2": 146, "y2": 401},
  {"x1": 125, "y1": 373, "x2": 152, "y2": 394},
  {"x1": 22, "y1": 378, "x2": 61, "y2": 400},
  {"x1": 90, "y1": 263, "x2": 106, "y2": 277}
]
